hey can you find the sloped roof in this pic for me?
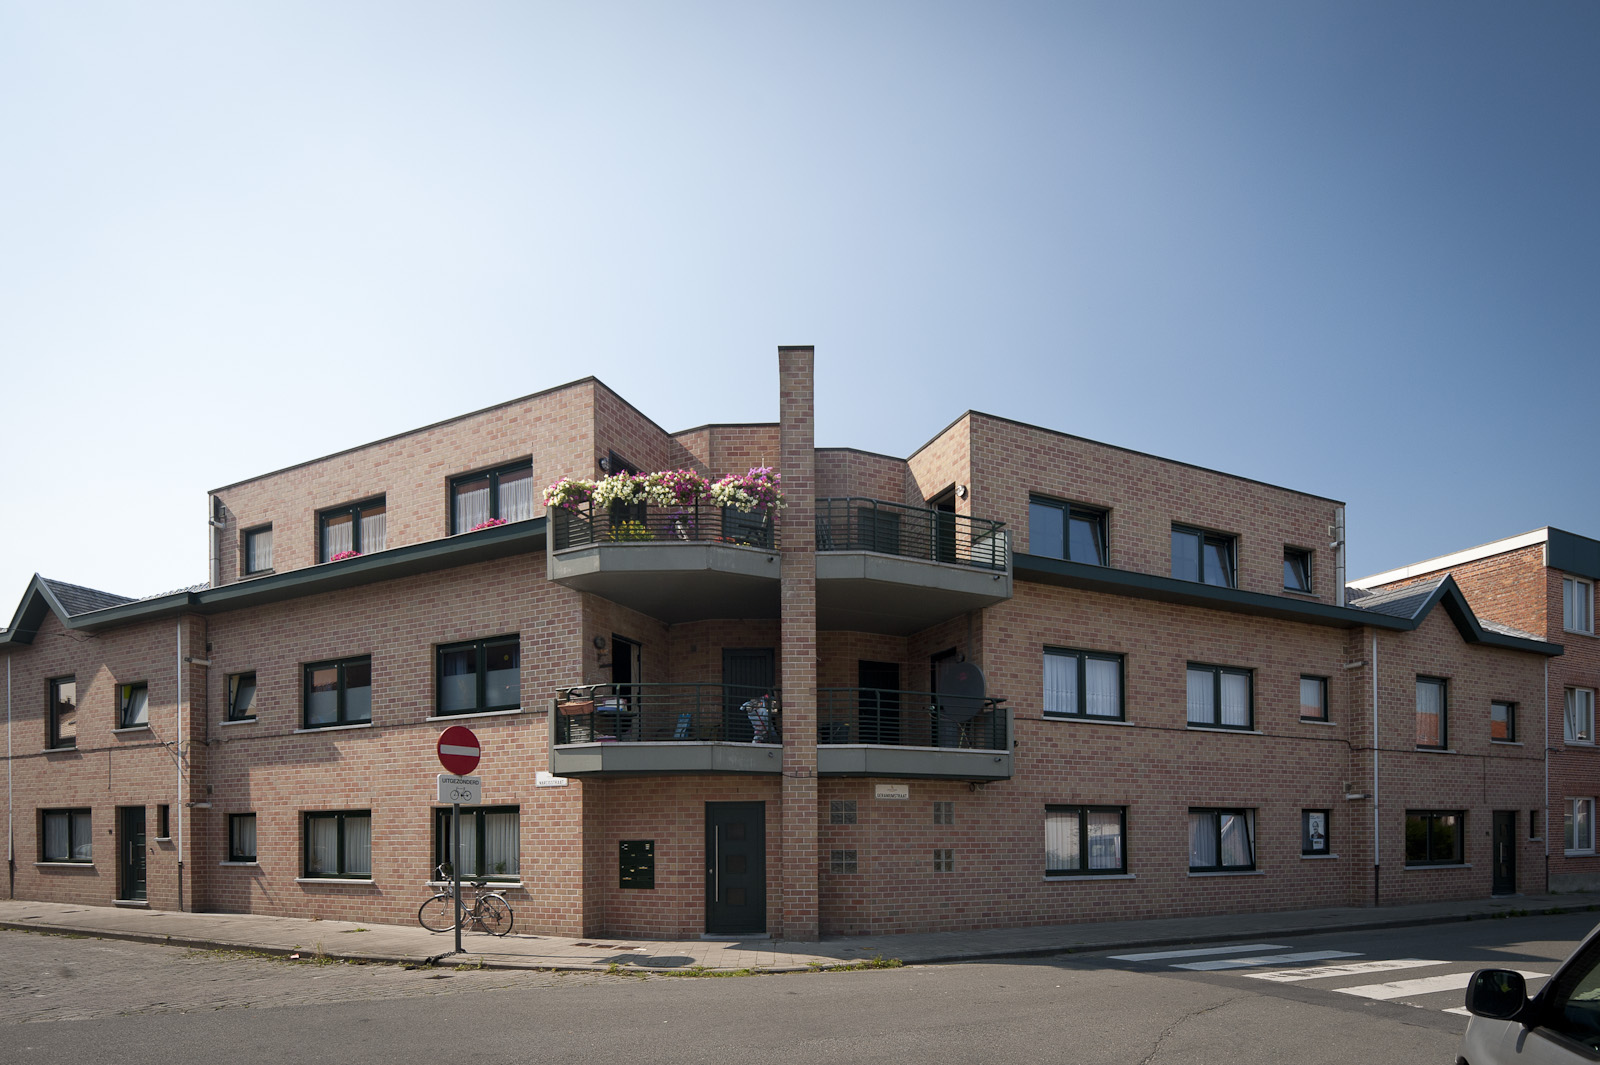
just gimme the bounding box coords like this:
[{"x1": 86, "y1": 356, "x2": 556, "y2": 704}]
[
  {"x1": 1343, "y1": 574, "x2": 1559, "y2": 655},
  {"x1": 40, "y1": 578, "x2": 136, "y2": 616}
]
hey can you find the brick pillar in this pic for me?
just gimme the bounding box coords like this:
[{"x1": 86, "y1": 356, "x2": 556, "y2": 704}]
[{"x1": 778, "y1": 345, "x2": 819, "y2": 941}]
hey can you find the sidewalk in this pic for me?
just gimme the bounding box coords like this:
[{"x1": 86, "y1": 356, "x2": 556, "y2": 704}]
[{"x1": 4, "y1": 891, "x2": 1598, "y2": 974}]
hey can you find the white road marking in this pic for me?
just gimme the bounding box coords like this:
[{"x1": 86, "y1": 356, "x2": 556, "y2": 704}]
[
  {"x1": 1175, "y1": 950, "x2": 1362, "y2": 971},
  {"x1": 1109, "y1": 944, "x2": 1288, "y2": 962},
  {"x1": 1247, "y1": 958, "x2": 1441, "y2": 983},
  {"x1": 1335, "y1": 970, "x2": 1547, "y2": 1002}
]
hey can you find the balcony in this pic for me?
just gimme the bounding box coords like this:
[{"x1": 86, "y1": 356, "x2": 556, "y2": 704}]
[
  {"x1": 816, "y1": 687, "x2": 1012, "y2": 780},
  {"x1": 549, "y1": 683, "x2": 784, "y2": 776},
  {"x1": 815, "y1": 499, "x2": 1013, "y2": 634},
  {"x1": 548, "y1": 504, "x2": 780, "y2": 622}
]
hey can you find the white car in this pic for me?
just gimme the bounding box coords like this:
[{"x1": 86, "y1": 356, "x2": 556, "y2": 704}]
[{"x1": 1463, "y1": 921, "x2": 1600, "y2": 1062}]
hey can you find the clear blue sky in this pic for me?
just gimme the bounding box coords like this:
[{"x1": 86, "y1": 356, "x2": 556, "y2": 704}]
[{"x1": 2, "y1": 1, "x2": 1595, "y2": 605}]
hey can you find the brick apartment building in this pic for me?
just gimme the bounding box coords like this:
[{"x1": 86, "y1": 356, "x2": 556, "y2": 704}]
[
  {"x1": 1353, "y1": 527, "x2": 1600, "y2": 893},
  {"x1": 0, "y1": 348, "x2": 1566, "y2": 939}
]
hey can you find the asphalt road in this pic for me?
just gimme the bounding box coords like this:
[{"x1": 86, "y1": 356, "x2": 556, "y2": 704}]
[{"x1": 5, "y1": 911, "x2": 1596, "y2": 1064}]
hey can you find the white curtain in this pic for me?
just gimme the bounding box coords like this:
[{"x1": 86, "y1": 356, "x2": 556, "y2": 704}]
[
  {"x1": 44, "y1": 812, "x2": 69, "y2": 861},
  {"x1": 361, "y1": 509, "x2": 386, "y2": 552},
  {"x1": 1045, "y1": 809, "x2": 1080, "y2": 871},
  {"x1": 1186, "y1": 669, "x2": 1212, "y2": 724},
  {"x1": 1567, "y1": 689, "x2": 1593, "y2": 743},
  {"x1": 1086, "y1": 658, "x2": 1119, "y2": 718},
  {"x1": 307, "y1": 817, "x2": 338, "y2": 874},
  {"x1": 1300, "y1": 677, "x2": 1323, "y2": 717},
  {"x1": 124, "y1": 686, "x2": 149, "y2": 727},
  {"x1": 1416, "y1": 680, "x2": 1444, "y2": 746},
  {"x1": 248, "y1": 528, "x2": 273, "y2": 572},
  {"x1": 500, "y1": 469, "x2": 534, "y2": 522},
  {"x1": 323, "y1": 516, "x2": 353, "y2": 559},
  {"x1": 1220, "y1": 811, "x2": 1253, "y2": 867},
  {"x1": 454, "y1": 817, "x2": 478, "y2": 876},
  {"x1": 484, "y1": 810, "x2": 519, "y2": 876},
  {"x1": 1086, "y1": 809, "x2": 1122, "y2": 870},
  {"x1": 1189, "y1": 811, "x2": 1218, "y2": 867},
  {"x1": 343, "y1": 815, "x2": 372, "y2": 876},
  {"x1": 455, "y1": 480, "x2": 490, "y2": 531},
  {"x1": 439, "y1": 647, "x2": 476, "y2": 713},
  {"x1": 306, "y1": 669, "x2": 338, "y2": 726},
  {"x1": 1044, "y1": 654, "x2": 1076, "y2": 716},
  {"x1": 1220, "y1": 673, "x2": 1250, "y2": 727},
  {"x1": 232, "y1": 815, "x2": 256, "y2": 860},
  {"x1": 71, "y1": 811, "x2": 92, "y2": 861}
]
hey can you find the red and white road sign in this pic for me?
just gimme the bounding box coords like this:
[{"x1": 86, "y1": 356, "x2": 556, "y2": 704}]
[{"x1": 437, "y1": 725, "x2": 481, "y2": 776}]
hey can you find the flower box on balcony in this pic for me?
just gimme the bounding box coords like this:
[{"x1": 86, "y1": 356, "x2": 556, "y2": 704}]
[{"x1": 559, "y1": 700, "x2": 595, "y2": 717}]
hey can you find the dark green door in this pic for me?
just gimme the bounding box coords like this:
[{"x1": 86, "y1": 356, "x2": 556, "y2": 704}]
[
  {"x1": 857, "y1": 661, "x2": 901, "y2": 745},
  {"x1": 706, "y1": 802, "x2": 766, "y2": 934},
  {"x1": 1492, "y1": 810, "x2": 1516, "y2": 895},
  {"x1": 722, "y1": 648, "x2": 775, "y2": 742},
  {"x1": 119, "y1": 806, "x2": 147, "y2": 901}
]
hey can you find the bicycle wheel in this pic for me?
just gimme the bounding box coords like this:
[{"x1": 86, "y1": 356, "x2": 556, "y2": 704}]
[
  {"x1": 418, "y1": 893, "x2": 458, "y2": 933},
  {"x1": 476, "y1": 894, "x2": 513, "y2": 936}
]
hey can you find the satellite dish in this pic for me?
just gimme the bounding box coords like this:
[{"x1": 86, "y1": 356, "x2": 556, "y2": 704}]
[{"x1": 936, "y1": 660, "x2": 987, "y2": 722}]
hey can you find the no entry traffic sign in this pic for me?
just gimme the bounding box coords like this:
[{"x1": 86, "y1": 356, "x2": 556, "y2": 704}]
[{"x1": 437, "y1": 725, "x2": 481, "y2": 776}]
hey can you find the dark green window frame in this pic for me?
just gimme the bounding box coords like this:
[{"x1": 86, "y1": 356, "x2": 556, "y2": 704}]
[
  {"x1": 1028, "y1": 496, "x2": 1108, "y2": 565},
  {"x1": 40, "y1": 808, "x2": 92, "y2": 863},
  {"x1": 449, "y1": 460, "x2": 535, "y2": 534},
  {"x1": 432, "y1": 805, "x2": 520, "y2": 882},
  {"x1": 229, "y1": 813, "x2": 257, "y2": 861},
  {"x1": 302, "y1": 810, "x2": 371, "y2": 878},
  {"x1": 1284, "y1": 547, "x2": 1313, "y2": 592},
  {"x1": 317, "y1": 497, "x2": 385, "y2": 562},
  {"x1": 1045, "y1": 804, "x2": 1127, "y2": 876},
  {"x1": 302, "y1": 656, "x2": 373, "y2": 728},
  {"x1": 1043, "y1": 647, "x2": 1125, "y2": 720},
  {"x1": 1186, "y1": 663, "x2": 1254, "y2": 730},
  {"x1": 118, "y1": 681, "x2": 149, "y2": 729},
  {"x1": 1299, "y1": 675, "x2": 1329, "y2": 721},
  {"x1": 243, "y1": 525, "x2": 274, "y2": 574},
  {"x1": 157, "y1": 804, "x2": 170, "y2": 839},
  {"x1": 1405, "y1": 809, "x2": 1463, "y2": 866},
  {"x1": 1172, "y1": 525, "x2": 1236, "y2": 587},
  {"x1": 1491, "y1": 700, "x2": 1516, "y2": 743},
  {"x1": 435, "y1": 635, "x2": 520, "y2": 716},
  {"x1": 48, "y1": 676, "x2": 76, "y2": 749},
  {"x1": 228, "y1": 672, "x2": 257, "y2": 721},
  {"x1": 1189, "y1": 807, "x2": 1255, "y2": 872}
]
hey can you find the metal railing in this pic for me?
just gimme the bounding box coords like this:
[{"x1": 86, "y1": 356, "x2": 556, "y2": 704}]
[
  {"x1": 550, "y1": 503, "x2": 777, "y2": 551},
  {"x1": 554, "y1": 683, "x2": 782, "y2": 744},
  {"x1": 815, "y1": 498, "x2": 1009, "y2": 571},
  {"x1": 817, "y1": 688, "x2": 1007, "y2": 750}
]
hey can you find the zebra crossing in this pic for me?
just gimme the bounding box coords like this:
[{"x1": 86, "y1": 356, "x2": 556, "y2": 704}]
[{"x1": 1106, "y1": 942, "x2": 1552, "y2": 1016}]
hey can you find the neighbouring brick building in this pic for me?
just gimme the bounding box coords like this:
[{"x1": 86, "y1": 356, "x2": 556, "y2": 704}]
[
  {"x1": 1353, "y1": 527, "x2": 1600, "y2": 893},
  {"x1": 0, "y1": 348, "x2": 1565, "y2": 939}
]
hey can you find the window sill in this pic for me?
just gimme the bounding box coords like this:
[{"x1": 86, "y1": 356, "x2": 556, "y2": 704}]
[
  {"x1": 1281, "y1": 588, "x2": 1321, "y2": 600},
  {"x1": 1403, "y1": 863, "x2": 1472, "y2": 871},
  {"x1": 425, "y1": 708, "x2": 522, "y2": 723},
  {"x1": 153, "y1": 836, "x2": 172, "y2": 842},
  {"x1": 1042, "y1": 873, "x2": 1134, "y2": 882},
  {"x1": 427, "y1": 881, "x2": 523, "y2": 889},
  {"x1": 34, "y1": 861, "x2": 94, "y2": 868},
  {"x1": 220, "y1": 717, "x2": 258, "y2": 727},
  {"x1": 1564, "y1": 850, "x2": 1597, "y2": 858},
  {"x1": 241, "y1": 569, "x2": 277, "y2": 579},
  {"x1": 1563, "y1": 628, "x2": 1595, "y2": 638},
  {"x1": 42, "y1": 747, "x2": 79, "y2": 754},
  {"x1": 1564, "y1": 740, "x2": 1596, "y2": 749},
  {"x1": 1188, "y1": 869, "x2": 1264, "y2": 877},
  {"x1": 1042, "y1": 714, "x2": 1132, "y2": 726},
  {"x1": 1187, "y1": 726, "x2": 1263, "y2": 736},
  {"x1": 1301, "y1": 853, "x2": 1339, "y2": 860},
  {"x1": 113, "y1": 899, "x2": 150, "y2": 908},
  {"x1": 1414, "y1": 747, "x2": 1459, "y2": 755},
  {"x1": 293, "y1": 723, "x2": 373, "y2": 734},
  {"x1": 1299, "y1": 718, "x2": 1336, "y2": 726},
  {"x1": 294, "y1": 877, "x2": 375, "y2": 885},
  {"x1": 1491, "y1": 740, "x2": 1524, "y2": 747},
  {"x1": 112, "y1": 725, "x2": 151, "y2": 734},
  {"x1": 220, "y1": 861, "x2": 260, "y2": 867}
]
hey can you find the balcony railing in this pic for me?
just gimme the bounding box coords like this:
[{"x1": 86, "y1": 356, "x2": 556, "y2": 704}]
[
  {"x1": 816, "y1": 499, "x2": 1008, "y2": 571},
  {"x1": 817, "y1": 688, "x2": 1007, "y2": 750},
  {"x1": 554, "y1": 683, "x2": 782, "y2": 745},
  {"x1": 550, "y1": 503, "x2": 777, "y2": 552}
]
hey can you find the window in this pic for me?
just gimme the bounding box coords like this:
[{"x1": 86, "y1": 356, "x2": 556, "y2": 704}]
[
  {"x1": 47, "y1": 676, "x2": 76, "y2": 749},
  {"x1": 933, "y1": 801, "x2": 954, "y2": 825},
  {"x1": 436, "y1": 636, "x2": 520, "y2": 716},
  {"x1": 829, "y1": 800, "x2": 857, "y2": 825},
  {"x1": 1172, "y1": 525, "x2": 1236, "y2": 587},
  {"x1": 1567, "y1": 800, "x2": 1596, "y2": 856},
  {"x1": 1189, "y1": 808, "x2": 1254, "y2": 872},
  {"x1": 303, "y1": 811, "x2": 371, "y2": 878},
  {"x1": 40, "y1": 809, "x2": 92, "y2": 862},
  {"x1": 1566, "y1": 577, "x2": 1595, "y2": 635},
  {"x1": 1566, "y1": 688, "x2": 1596, "y2": 745},
  {"x1": 1186, "y1": 664, "x2": 1253, "y2": 730},
  {"x1": 1405, "y1": 810, "x2": 1463, "y2": 866},
  {"x1": 1283, "y1": 548, "x2": 1313, "y2": 592},
  {"x1": 451, "y1": 461, "x2": 535, "y2": 534},
  {"x1": 318, "y1": 498, "x2": 386, "y2": 561},
  {"x1": 229, "y1": 813, "x2": 257, "y2": 861},
  {"x1": 1416, "y1": 676, "x2": 1448, "y2": 749},
  {"x1": 830, "y1": 849, "x2": 858, "y2": 874},
  {"x1": 1045, "y1": 805, "x2": 1127, "y2": 875},
  {"x1": 118, "y1": 682, "x2": 149, "y2": 729},
  {"x1": 1302, "y1": 810, "x2": 1330, "y2": 855},
  {"x1": 1028, "y1": 497, "x2": 1108, "y2": 565},
  {"x1": 157, "y1": 805, "x2": 170, "y2": 839},
  {"x1": 1299, "y1": 676, "x2": 1328, "y2": 721},
  {"x1": 1531, "y1": 809, "x2": 1542, "y2": 840},
  {"x1": 1492, "y1": 701, "x2": 1517, "y2": 743},
  {"x1": 228, "y1": 672, "x2": 257, "y2": 721},
  {"x1": 1043, "y1": 648, "x2": 1124, "y2": 720},
  {"x1": 933, "y1": 849, "x2": 954, "y2": 873},
  {"x1": 303, "y1": 657, "x2": 373, "y2": 728},
  {"x1": 433, "y1": 806, "x2": 520, "y2": 881},
  {"x1": 243, "y1": 526, "x2": 273, "y2": 574}
]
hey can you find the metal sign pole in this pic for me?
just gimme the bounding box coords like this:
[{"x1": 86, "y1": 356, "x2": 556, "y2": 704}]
[{"x1": 453, "y1": 801, "x2": 463, "y2": 956}]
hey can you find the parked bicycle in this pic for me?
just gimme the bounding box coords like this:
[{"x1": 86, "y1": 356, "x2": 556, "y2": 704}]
[{"x1": 418, "y1": 864, "x2": 513, "y2": 936}]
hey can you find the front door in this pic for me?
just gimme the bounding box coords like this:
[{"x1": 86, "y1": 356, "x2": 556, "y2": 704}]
[
  {"x1": 705, "y1": 802, "x2": 766, "y2": 934},
  {"x1": 118, "y1": 806, "x2": 147, "y2": 901},
  {"x1": 722, "y1": 648, "x2": 775, "y2": 742},
  {"x1": 858, "y1": 661, "x2": 901, "y2": 745},
  {"x1": 1492, "y1": 810, "x2": 1516, "y2": 895},
  {"x1": 932, "y1": 492, "x2": 958, "y2": 564}
]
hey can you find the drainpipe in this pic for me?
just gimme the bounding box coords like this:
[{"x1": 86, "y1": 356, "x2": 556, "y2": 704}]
[
  {"x1": 176, "y1": 620, "x2": 184, "y2": 910},
  {"x1": 208, "y1": 497, "x2": 224, "y2": 589},
  {"x1": 1372, "y1": 634, "x2": 1379, "y2": 907},
  {"x1": 1335, "y1": 507, "x2": 1347, "y2": 608}
]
